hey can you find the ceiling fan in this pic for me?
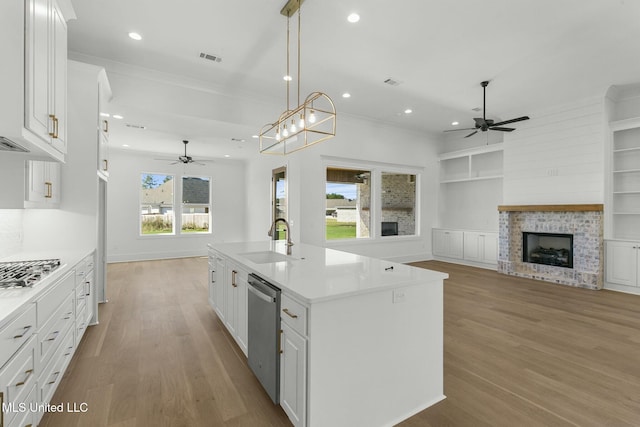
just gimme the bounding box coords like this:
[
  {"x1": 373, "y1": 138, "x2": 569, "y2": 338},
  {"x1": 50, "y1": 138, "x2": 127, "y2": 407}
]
[
  {"x1": 445, "y1": 81, "x2": 530, "y2": 138},
  {"x1": 158, "y1": 140, "x2": 214, "y2": 166}
]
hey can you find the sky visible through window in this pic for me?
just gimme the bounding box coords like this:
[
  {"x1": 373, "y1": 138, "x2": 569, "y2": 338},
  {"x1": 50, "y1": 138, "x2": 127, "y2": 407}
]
[{"x1": 326, "y1": 183, "x2": 356, "y2": 199}]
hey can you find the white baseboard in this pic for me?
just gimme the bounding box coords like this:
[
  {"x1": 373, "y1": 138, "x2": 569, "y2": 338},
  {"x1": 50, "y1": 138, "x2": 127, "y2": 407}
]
[
  {"x1": 432, "y1": 256, "x2": 497, "y2": 271},
  {"x1": 604, "y1": 282, "x2": 640, "y2": 295},
  {"x1": 107, "y1": 249, "x2": 207, "y2": 263}
]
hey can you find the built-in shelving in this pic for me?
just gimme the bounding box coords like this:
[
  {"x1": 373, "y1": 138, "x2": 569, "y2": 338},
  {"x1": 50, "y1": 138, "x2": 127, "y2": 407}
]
[
  {"x1": 609, "y1": 119, "x2": 640, "y2": 241},
  {"x1": 439, "y1": 143, "x2": 504, "y2": 183}
]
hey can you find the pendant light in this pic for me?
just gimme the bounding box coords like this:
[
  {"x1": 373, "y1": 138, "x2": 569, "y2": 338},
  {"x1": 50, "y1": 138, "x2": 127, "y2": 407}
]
[{"x1": 259, "y1": 0, "x2": 336, "y2": 155}]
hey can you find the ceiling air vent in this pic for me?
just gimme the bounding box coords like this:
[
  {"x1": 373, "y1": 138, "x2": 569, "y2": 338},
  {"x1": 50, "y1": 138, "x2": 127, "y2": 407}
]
[
  {"x1": 383, "y1": 78, "x2": 401, "y2": 86},
  {"x1": 472, "y1": 107, "x2": 482, "y2": 112},
  {"x1": 200, "y1": 52, "x2": 222, "y2": 63}
]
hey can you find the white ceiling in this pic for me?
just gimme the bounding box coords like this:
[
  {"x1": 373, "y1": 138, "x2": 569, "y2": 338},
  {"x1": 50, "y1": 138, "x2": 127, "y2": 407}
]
[{"x1": 67, "y1": 0, "x2": 640, "y2": 160}]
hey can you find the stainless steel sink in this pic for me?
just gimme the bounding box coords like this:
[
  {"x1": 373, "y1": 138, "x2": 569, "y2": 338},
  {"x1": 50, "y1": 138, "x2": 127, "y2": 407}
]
[{"x1": 239, "y1": 251, "x2": 297, "y2": 264}]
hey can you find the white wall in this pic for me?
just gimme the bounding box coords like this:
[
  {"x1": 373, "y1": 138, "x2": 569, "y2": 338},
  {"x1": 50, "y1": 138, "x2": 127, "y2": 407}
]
[
  {"x1": 0, "y1": 210, "x2": 23, "y2": 258},
  {"x1": 503, "y1": 96, "x2": 605, "y2": 205},
  {"x1": 244, "y1": 115, "x2": 440, "y2": 262},
  {"x1": 106, "y1": 149, "x2": 246, "y2": 262}
]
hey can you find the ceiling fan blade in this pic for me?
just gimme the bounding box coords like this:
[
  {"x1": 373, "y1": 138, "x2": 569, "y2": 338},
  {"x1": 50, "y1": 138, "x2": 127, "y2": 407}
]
[
  {"x1": 169, "y1": 161, "x2": 180, "y2": 165},
  {"x1": 489, "y1": 127, "x2": 515, "y2": 132},
  {"x1": 443, "y1": 127, "x2": 477, "y2": 132},
  {"x1": 490, "y1": 116, "x2": 530, "y2": 127},
  {"x1": 473, "y1": 117, "x2": 486, "y2": 126},
  {"x1": 464, "y1": 131, "x2": 478, "y2": 138}
]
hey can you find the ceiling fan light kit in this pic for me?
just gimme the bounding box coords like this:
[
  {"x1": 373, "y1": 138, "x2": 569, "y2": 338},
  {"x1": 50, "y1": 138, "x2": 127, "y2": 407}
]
[
  {"x1": 444, "y1": 80, "x2": 530, "y2": 139},
  {"x1": 259, "y1": 0, "x2": 336, "y2": 155}
]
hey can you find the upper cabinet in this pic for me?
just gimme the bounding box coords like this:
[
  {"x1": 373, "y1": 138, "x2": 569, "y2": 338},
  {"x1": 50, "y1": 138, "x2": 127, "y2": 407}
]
[
  {"x1": 25, "y1": 160, "x2": 61, "y2": 208},
  {"x1": 0, "y1": 0, "x2": 75, "y2": 162},
  {"x1": 97, "y1": 69, "x2": 113, "y2": 181}
]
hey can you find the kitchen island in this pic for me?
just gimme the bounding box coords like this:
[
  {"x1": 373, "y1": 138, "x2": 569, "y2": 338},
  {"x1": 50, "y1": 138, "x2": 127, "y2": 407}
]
[{"x1": 208, "y1": 241, "x2": 448, "y2": 427}]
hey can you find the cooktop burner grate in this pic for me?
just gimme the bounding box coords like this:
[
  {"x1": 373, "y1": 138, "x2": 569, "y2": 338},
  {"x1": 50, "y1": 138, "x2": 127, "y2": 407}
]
[{"x1": 0, "y1": 259, "x2": 61, "y2": 289}]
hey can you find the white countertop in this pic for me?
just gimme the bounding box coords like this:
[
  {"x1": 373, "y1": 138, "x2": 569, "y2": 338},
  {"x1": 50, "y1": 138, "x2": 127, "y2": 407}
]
[
  {"x1": 0, "y1": 249, "x2": 93, "y2": 329},
  {"x1": 208, "y1": 241, "x2": 448, "y2": 303}
]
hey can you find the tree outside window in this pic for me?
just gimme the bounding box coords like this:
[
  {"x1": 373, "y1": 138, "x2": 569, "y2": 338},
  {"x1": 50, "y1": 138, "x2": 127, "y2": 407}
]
[{"x1": 140, "y1": 173, "x2": 174, "y2": 235}]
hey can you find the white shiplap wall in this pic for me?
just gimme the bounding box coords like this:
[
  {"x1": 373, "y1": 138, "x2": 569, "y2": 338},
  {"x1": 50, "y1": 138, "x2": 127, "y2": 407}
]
[{"x1": 503, "y1": 97, "x2": 605, "y2": 205}]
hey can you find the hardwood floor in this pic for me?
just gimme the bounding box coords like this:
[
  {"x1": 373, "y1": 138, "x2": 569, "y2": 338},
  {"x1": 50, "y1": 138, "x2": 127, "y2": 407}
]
[{"x1": 41, "y1": 258, "x2": 640, "y2": 426}]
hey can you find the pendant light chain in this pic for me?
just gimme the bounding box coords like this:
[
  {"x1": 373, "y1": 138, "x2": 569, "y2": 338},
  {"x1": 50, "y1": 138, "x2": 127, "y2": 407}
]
[
  {"x1": 297, "y1": 0, "x2": 301, "y2": 107},
  {"x1": 286, "y1": 14, "x2": 291, "y2": 112}
]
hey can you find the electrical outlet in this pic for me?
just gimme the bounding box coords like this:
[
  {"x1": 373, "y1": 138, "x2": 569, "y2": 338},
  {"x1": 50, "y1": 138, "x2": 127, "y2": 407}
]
[{"x1": 392, "y1": 289, "x2": 406, "y2": 304}]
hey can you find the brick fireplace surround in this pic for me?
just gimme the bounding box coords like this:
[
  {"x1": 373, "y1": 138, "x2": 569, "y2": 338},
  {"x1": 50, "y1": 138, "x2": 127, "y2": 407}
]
[{"x1": 497, "y1": 204, "x2": 604, "y2": 290}]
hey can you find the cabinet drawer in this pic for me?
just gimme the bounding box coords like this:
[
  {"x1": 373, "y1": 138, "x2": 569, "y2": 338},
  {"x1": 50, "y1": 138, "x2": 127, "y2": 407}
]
[
  {"x1": 40, "y1": 327, "x2": 74, "y2": 405},
  {"x1": 75, "y1": 281, "x2": 88, "y2": 314},
  {"x1": 0, "y1": 335, "x2": 36, "y2": 427},
  {"x1": 8, "y1": 382, "x2": 37, "y2": 427},
  {"x1": 39, "y1": 294, "x2": 74, "y2": 368},
  {"x1": 37, "y1": 270, "x2": 75, "y2": 327},
  {"x1": 0, "y1": 304, "x2": 36, "y2": 370},
  {"x1": 281, "y1": 294, "x2": 307, "y2": 337}
]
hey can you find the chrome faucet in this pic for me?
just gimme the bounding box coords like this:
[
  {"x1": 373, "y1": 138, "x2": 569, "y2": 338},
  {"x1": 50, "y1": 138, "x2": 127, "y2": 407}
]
[{"x1": 268, "y1": 218, "x2": 294, "y2": 254}]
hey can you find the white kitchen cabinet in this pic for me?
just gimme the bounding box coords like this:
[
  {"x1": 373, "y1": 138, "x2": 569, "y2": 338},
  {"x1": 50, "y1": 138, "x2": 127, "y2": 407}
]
[
  {"x1": 0, "y1": 335, "x2": 37, "y2": 427},
  {"x1": 280, "y1": 295, "x2": 308, "y2": 427},
  {"x1": 432, "y1": 228, "x2": 464, "y2": 259},
  {"x1": 25, "y1": 0, "x2": 68, "y2": 154},
  {"x1": 0, "y1": 0, "x2": 73, "y2": 161},
  {"x1": 97, "y1": 69, "x2": 112, "y2": 181},
  {"x1": 208, "y1": 250, "x2": 248, "y2": 356},
  {"x1": 605, "y1": 240, "x2": 640, "y2": 288},
  {"x1": 463, "y1": 231, "x2": 498, "y2": 264},
  {"x1": 75, "y1": 252, "x2": 97, "y2": 328},
  {"x1": 25, "y1": 160, "x2": 61, "y2": 207}
]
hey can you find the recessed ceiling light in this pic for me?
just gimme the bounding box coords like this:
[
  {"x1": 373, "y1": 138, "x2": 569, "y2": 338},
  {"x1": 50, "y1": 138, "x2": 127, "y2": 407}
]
[
  {"x1": 224, "y1": 154, "x2": 231, "y2": 158},
  {"x1": 404, "y1": 109, "x2": 413, "y2": 114},
  {"x1": 283, "y1": 75, "x2": 292, "y2": 81},
  {"x1": 252, "y1": 135, "x2": 259, "y2": 139},
  {"x1": 128, "y1": 32, "x2": 142, "y2": 41},
  {"x1": 112, "y1": 114, "x2": 124, "y2": 120},
  {"x1": 451, "y1": 121, "x2": 459, "y2": 126},
  {"x1": 122, "y1": 144, "x2": 129, "y2": 147},
  {"x1": 99, "y1": 112, "x2": 110, "y2": 118},
  {"x1": 347, "y1": 13, "x2": 360, "y2": 23},
  {"x1": 342, "y1": 92, "x2": 351, "y2": 98}
]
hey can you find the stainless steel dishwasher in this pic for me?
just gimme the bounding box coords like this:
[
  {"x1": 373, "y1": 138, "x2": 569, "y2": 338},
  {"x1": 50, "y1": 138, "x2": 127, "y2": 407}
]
[{"x1": 247, "y1": 273, "x2": 281, "y2": 404}]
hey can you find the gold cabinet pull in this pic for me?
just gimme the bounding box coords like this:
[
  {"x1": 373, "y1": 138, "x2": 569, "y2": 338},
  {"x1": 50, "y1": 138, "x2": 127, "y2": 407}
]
[
  {"x1": 103, "y1": 159, "x2": 108, "y2": 171},
  {"x1": 47, "y1": 371, "x2": 61, "y2": 385},
  {"x1": 46, "y1": 330, "x2": 60, "y2": 341},
  {"x1": 283, "y1": 308, "x2": 298, "y2": 319},
  {"x1": 103, "y1": 119, "x2": 109, "y2": 133},
  {"x1": 48, "y1": 114, "x2": 59, "y2": 138},
  {"x1": 13, "y1": 325, "x2": 32, "y2": 339},
  {"x1": 279, "y1": 329, "x2": 283, "y2": 354},
  {"x1": 44, "y1": 181, "x2": 53, "y2": 198},
  {"x1": 15, "y1": 369, "x2": 33, "y2": 387},
  {"x1": 232, "y1": 270, "x2": 238, "y2": 287}
]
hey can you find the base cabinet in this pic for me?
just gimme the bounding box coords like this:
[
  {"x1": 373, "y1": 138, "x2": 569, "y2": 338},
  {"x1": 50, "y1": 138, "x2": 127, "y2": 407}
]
[
  {"x1": 433, "y1": 228, "x2": 498, "y2": 267},
  {"x1": 432, "y1": 229, "x2": 464, "y2": 259},
  {"x1": 605, "y1": 240, "x2": 640, "y2": 288},
  {"x1": 0, "y1": 250, "x2": 96, "y2": 426},
  {"x1": 207, "y1": 249, "x2": 248, "y2": 356},
  {"x1": 280, "y1": 320, "x2": 307, "y2": 427}
]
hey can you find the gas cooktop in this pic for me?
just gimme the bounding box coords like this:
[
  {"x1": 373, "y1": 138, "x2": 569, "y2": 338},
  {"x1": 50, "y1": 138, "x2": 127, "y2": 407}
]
[{"x1": 0, "y1": 259, "x2": 61, "y2": 289}]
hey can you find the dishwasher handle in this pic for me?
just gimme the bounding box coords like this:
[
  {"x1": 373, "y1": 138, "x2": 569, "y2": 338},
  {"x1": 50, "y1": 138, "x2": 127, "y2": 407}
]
[{"x1": 248, "y1": 283, "x2": 276, "y2": 303}]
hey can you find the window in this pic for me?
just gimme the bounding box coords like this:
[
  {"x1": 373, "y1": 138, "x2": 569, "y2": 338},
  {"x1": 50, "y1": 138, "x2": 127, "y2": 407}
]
[
  {"x1": 325, "y1": 162, "x2": 420, "y2": 241},
  {"x1": 181, "y1": 176, "x2": 211, "y2": 233},
  {"x1": 326, "y1": 167, "x2": 371, "y2": 240},
  {"x1": 272, "y1": 167, "x2": 287, "y2": 240},
  {"x1": 140, "y1": 173, "x2": 212, "y2": 236},
  {"x1": 140, "y1": 173, "x2": 174, "y2": 235},
  {"x1": 380, "y1": 172, "x2": 416, "y2": 236}
]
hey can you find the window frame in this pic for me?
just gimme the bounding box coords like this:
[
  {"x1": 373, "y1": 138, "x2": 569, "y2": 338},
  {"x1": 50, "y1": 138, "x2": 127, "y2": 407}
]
[
  {"x1": 139, "y1": 171, "x2": 212, "y2": 238},
  {"x1": 323, "y1": 157, "x2": 422, "y2": 245}
]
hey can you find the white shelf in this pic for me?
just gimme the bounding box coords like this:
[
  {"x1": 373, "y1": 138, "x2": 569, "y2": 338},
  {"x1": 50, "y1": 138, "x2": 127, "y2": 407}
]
[
  {"x1": 613, "y1": 147, "x2": 640, "y2": 153},
  {"x1": 612, "y1": 168, "x2": 640, "y2": 174},
  {"x1": 609, "y1": 122, "x2": 640, "y2": 241},
  {"x1": 441, "y1": 175, "x2": 503, "y2": 184}
]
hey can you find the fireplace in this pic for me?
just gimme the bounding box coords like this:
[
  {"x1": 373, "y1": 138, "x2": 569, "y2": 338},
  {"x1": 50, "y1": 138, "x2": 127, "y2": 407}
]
[
  {"x1": 497, "y1": 204, "x2": 604, "y2": 289},
  {"x1": 522, "y1": 232, "x2": 573, "y2": 268}
]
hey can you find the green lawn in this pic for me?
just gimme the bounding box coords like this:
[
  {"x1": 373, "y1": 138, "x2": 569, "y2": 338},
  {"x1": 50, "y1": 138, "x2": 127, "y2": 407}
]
[{"x1": 326, "y1": 218, "x2": 357, "y2": 240}]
